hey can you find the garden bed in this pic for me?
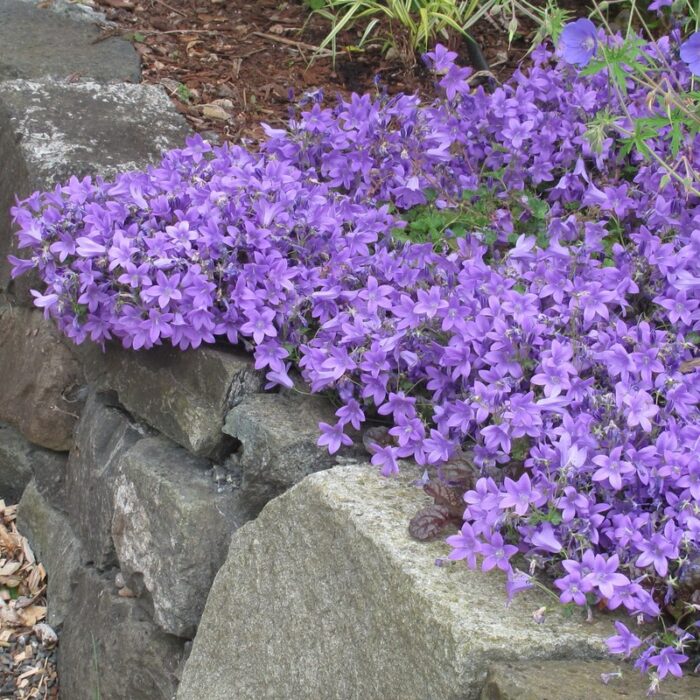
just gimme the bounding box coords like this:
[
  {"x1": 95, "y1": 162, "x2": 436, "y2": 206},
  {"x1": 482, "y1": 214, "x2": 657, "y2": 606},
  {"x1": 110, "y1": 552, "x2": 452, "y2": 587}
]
[{"x1": 90, "y1": 0, "x2": 537, "y2": 141}]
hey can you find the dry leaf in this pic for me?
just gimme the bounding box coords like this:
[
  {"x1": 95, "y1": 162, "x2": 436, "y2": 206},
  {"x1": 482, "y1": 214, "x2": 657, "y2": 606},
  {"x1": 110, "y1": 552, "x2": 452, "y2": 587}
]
[
  {"x1": 201, "y1": 103, "x2": 231, "y2": 121},
  {"x1": 18, "y1": 605, "x2": 46, "y2": 627},
  {"x1": 0, "y1": 561, "x2": 22, "y2": 577}
]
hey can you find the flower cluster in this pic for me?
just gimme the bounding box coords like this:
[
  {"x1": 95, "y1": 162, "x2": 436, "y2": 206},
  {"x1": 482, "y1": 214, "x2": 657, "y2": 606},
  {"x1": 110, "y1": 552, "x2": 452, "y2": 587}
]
[{"x1": 9, "y1": 33, "x2": 700, "y2": 685}]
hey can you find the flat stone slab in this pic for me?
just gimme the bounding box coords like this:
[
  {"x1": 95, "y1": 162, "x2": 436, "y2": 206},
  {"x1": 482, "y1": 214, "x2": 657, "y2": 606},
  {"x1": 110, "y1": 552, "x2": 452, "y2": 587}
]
[
  {"x1": 179, "y1": 465, "x2": 615, "y2": 700},
  {"x1": 481, "y1": 659, "x2": 700, "y2": 699},
  {"x1": 0, "y1": 79, "x2": 190, "y2": 298},
  {"x1": 87, "y1": 344, "x2": 262, "y2": 459},
  {"x1": 0, "y1": 0, "x2": 138, "y2": 82}
]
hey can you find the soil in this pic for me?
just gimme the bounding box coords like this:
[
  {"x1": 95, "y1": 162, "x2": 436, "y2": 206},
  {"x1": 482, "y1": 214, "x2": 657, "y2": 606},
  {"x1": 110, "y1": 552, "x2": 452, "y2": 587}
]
[{"x1": 90, "y1": 0, "x2": 547, "y2": 144}]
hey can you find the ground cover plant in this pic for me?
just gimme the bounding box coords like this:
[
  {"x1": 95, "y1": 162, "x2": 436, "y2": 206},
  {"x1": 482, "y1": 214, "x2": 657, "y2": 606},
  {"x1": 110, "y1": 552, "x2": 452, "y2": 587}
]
[{"x1": 8, "y1": 10, "x2": 700, "y2": 693}]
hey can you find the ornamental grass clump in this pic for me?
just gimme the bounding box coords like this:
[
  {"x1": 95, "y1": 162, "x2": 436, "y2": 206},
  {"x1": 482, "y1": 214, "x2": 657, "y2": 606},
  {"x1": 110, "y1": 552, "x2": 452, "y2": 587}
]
[{"x1": 8, "y1": 26, "x2": 700, "y2": 691}]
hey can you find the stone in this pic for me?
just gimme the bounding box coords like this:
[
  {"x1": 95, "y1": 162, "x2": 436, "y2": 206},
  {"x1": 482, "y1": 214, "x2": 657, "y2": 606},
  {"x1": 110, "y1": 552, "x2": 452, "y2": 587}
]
[
  {"x1": 0, "y1": 422, "x2": 66, "y2": 506},
  {"x1": 16, "y1": 480, "x2": 85, "y2": 628},
  {"x1": 178, "y1": 465, "x2": 615, "y2": 700},
  {"x1": 112, "y1": 436, "x2": 254, "y2": 638},
  {"x1": 0, "y1": 0, "x2": 139, "y2": 82},
  {"x1": 0, "y1": 79, "x2": 190, "y2": 299},
  {"x1": 0, "y1": 423, "x2": 34, "y2": 503},
  {"x1": 64, "y1": 391, "x2": 145, "y2": 569},
  {"x1": 58, "y1": 567, "x2": 184, "y2": 700},
  {"x1": 0, "y1": 303, "x2": 84, "y2": 451},
  {"x1": 223, "y1": 391, "x2": 340, "y2": 509},
  {"x1": 86, "y1": 344, "x2": 262, "y2": 458},
  {"x1": 15, "y1": 0, "x2": 112, "y2": 25},
  {"x1": 480, "y1": 659, "x2": 700, "y2": 699}
]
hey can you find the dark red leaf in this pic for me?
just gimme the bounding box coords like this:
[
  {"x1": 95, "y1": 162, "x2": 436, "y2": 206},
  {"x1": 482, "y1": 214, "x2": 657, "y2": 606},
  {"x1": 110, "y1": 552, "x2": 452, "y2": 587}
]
[
  {"x1": 438, "y1": 452, "x2": 478, "y2": 488},
  {"x1": 408, "y1": 504, "x2": 453, "y2": 541},
  {"x1": 423, "y1": 481, "x2": 464, "y2": 511}
]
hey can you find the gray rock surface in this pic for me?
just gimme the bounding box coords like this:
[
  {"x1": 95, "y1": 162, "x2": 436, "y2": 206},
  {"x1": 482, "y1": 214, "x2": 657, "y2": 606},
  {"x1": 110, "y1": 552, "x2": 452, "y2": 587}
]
[
  {"x1": 58, "y1": 567, "x2": 184, "y2": 700},
  {"x1": 0, "y1": 0, "x2": 138, "y2": 82},
  {"x1": 87, "y1": 344, "x2": 262, "y2": 458},
  {"x1": 480, "y1": 659, "x2": 700, "y2": 699},
  {"x1": 0, "y1": 79, "x2": 190, "y2": 298},
  {"x1": 0, "y1": 303, "x2": 85, "y2": 450},
  {"x1": 223, "y1": 392, "x2": 339, "y2": 509},
  {"x1": 112, "y1": 436, "x2": 254, "y2": 638},
  {"x1": 0, "y1": 422, "x2": 66, "y2": 506},
  {"x1": 0, "y1": 423, "x2": 34, "y2": 503},
  {"x1": 178, "y1": 465, "x2": 614, "y2": 700},
  {"x1": 17, "y1": 480, "x2": 85, "y2": 628},
  {"x1": 15, "y1": 0, "x2": 111, "y2": 25},
  {"x1": 65, "y1": 391, "x2": 145, "y2": 569}
]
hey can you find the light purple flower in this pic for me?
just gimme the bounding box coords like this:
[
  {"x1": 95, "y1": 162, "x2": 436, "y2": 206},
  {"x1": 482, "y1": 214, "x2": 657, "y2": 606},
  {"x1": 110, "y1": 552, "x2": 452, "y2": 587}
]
[
  {"x1": 480, "y1": 532, "x2": 518, "y2": 572},
  {"x1": 680, "y1": 32, "x2": 700, "y2": 76},
  {"x1": 648, "y1": 646, "x2": 688, "y2": 679},
  {"x1": 317, "y1": 421, "x2": 352, "y2": 455},
  {"x1": 606, "y1": 621, "x2": 643, "y2": 657},
  {"x1": 446, "y1": 522, "x2": 481, "y2": 568},
  {"x1": 558, "y1": 19, "x2": 598, "y2": 66}
]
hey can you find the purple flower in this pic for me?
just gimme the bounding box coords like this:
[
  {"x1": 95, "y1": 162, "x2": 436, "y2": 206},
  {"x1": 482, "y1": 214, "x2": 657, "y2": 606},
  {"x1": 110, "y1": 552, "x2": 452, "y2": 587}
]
[
  {"x1": 499, "y1": 473, "x2": 539, "y2": 516},
  {"x1": 558, "y1": 19, "x2": 598, "y2": 66},
  {"x1": 606, "y1": 621, "x2": 642, "y2": 657},
  {"x1": 530, "y1": 523, "x2": 562, "y2": 553},
  {"x1": 680, "y1": 32, "x2": 700, "y2": 76},
  {"x1": 635, "y1": 529, "x2": 678, "y2": 577},
  {"x1": 583, "y1": 554, "x2": 629, "y2": 599},
  {"x1": 370, "y1": 444, "x2": 400, "y2": 477},
  {"x1": 592, "y1": 447, "x2": 635, "y2": 491},
  {"x1": 648, "y1": 646, "x2": 688, "y2": 679},
  {"x1": 317, "y1": 421, "x2": 352, "y2": 454},
  {"x1": 423, "y1": 44, "x2": 458, "y2": 73},
  {"x1": 555, "y1": 570, "x2": 589, "y2": 606},
  {"x1": 446, "y1": 522, "x2": 482, "y2": 568},
  {"x1": 141, "y1": 271, "x2": 182, "y2": 309},
  {"x1": 620, "y1": 389, "x2": 659, "y2": 433},
  {"x1": 480, "y1": 532, "x2": 518, "y2": 572},
  {"x1": 240, "y1": 308, "x2": 277, "y2": 345}
]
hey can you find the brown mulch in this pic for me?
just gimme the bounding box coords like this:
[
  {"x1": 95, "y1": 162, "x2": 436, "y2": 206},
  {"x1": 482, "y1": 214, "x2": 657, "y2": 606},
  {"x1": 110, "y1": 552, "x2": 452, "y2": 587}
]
[
  {"x1": 87, "y1": 0, "x2": 537, "y2": 144},
  {"x1": 0, "y1": 502, "x2": 58, "y2": 699}
]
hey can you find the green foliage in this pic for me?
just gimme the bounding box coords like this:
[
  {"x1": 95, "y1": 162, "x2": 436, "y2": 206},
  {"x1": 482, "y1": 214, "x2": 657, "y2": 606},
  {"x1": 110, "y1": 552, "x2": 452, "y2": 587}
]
[
  {"x1": 390, "y1": 184, "x2": 553, "y2": 253},
  {"x1": 307, "y1": 0, "x2": 502, "y2": 63},
  {"x1": 391, "y1": 185, "x2": 499, "y2": 248}
]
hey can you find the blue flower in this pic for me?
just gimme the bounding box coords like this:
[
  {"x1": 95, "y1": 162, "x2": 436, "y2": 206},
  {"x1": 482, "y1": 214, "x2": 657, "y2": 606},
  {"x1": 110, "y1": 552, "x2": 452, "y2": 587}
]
[
  {"x1": 680, "y1": 32, "x2": 700, "y2": 76},
  {"x1": 558, "y1": 18, "x2": 598, "y2": 66}
]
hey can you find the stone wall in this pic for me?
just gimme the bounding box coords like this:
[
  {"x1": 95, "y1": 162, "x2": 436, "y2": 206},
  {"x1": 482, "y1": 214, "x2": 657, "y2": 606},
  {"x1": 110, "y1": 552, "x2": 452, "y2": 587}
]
[
  {"x1": 1, "y1": 3, "x2": 699, "y2": 699},
  {"x1": 0, "y1": 2, "x2": 343, "y2": 695}
]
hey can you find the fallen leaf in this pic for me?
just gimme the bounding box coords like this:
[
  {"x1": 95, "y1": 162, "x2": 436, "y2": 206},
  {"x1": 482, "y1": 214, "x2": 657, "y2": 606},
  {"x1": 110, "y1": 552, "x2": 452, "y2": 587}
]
[
  {"x1": 0, "y1": 561, "x2": 21, "y2": 577},
  {"x1": 18, "y1": 605, "x2": 46, "y2": 627},
  {"x1": 201, "y1": 103, "x2": 231, "y2": 121}
]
